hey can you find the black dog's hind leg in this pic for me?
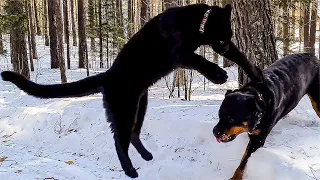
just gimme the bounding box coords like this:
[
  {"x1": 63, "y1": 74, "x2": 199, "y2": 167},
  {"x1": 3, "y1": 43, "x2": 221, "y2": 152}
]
[
  {"x1": 131, "y1": 90, "x2": 153, "y2": 161},
  {"x1": 106, "y1": 93, "x2": 140, "y2": 178},
  {"x1": 181, "y1": 53, "x2": 228, "y2": 84},
  {"x1": 230, "y1": 129, "x2": 270, "y2": 180}
]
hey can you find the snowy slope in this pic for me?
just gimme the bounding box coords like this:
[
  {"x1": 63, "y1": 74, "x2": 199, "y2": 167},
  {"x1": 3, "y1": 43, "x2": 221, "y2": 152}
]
[{"x1": 0, "y1": 37, "x2": 320, "y2": 180}]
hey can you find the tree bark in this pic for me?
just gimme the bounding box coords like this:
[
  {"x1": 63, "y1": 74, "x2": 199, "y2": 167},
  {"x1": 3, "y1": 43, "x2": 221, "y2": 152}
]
[
  {"x1": 33, "y1": 0, "x2": 41, "y2": 35},
  {"x1": 63, "y1": 0, "x2": 71, "y2": 69},
  {"x1": 221, "y1": 0, "x2": 234, "y2": 67},
  {"x1": 43, "y1": 0, "x2": 49, "y2": 46},
  {"x1": 309, "y1": 1, "x2": 317, "y2": 56},
  {"x1": 283, "y1": 0, "x2": 289, "y2": 56},
  {"x1": 48, "y1": 0, "x2": 59, "y2": 68},
  {"x1": 303, "y1": 2, "x2": 310, "y2": 53},
  {"x1": 98, "y1": 0, "x2": 103, "y2": 68},
  {"x1": 140, "y1": 0, "x2": 150, "y2": 27},
  {"x1": 0, "y1": 34, "x2": 3, "y2": 55},
  {"x1": 291, "y1": 1, "x2": 296, "y2": 45},
  {"x1": 0, "y1": 1, "x2": 3, "y2": 54},
  {"x1": 26, "y1": 1, "x2": 34, "y2": 71},
  {"x1": 299, "y1": 2, "x2": 303, "y2": 52},
  {"x1": 163, "y1": 0, "x2": 178, "y2": 10},
  {"x1": 7, "y1": 0, "x2": 30, "y2": 79},
  {"x1": 128, "y1": 0, "x2": 134, "y2": 38},
  {"x1": 56, "y1": 0, "x2": 67, "y2": 83},
  {"x1": 78, "y1": 0, "x2": 88, "y2": 69},
  {"x1": 88, "y1": 0, "x2": 95, "y2": 57},
  {"x1": 70, "y1": 0, "x2": 77, "y2": 46},
  {"x1": 232, "y1": 0, "x2": 278, "y2": 87},
  {"x1": 28, "y1": 1, "x2": 38, "y2": 59}
]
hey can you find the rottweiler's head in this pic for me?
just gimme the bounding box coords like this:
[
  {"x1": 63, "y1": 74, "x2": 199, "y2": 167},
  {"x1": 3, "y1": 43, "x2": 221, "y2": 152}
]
[
  {"x1": 213, "y1": 90, "x2": 265, "y2": 143},
  {"x1": 203, "y1": 4, "x2": 233, "y2": 55}
]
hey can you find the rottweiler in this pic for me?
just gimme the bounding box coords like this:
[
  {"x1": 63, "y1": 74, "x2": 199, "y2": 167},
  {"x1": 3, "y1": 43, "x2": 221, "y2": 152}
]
[
  {"x1": 1, "y1": 3, "x2": 262, "y2": 179},
  {"x1": 213, "y1": 53, "x2": 320, "y2": 180}
]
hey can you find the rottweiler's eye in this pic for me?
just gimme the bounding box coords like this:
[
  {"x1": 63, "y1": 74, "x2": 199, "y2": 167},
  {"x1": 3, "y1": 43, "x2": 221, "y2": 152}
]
[
  {"x1": 228, "y1": 118, "x2": 235, "y2": 123},
  {"x1": 220, "y1": 41, "x2": 226, "y2": 44}
]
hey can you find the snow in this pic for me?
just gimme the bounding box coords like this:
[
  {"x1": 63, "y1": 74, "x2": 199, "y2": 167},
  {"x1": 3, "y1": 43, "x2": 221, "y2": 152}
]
[{"x1": 0, "y1": 36, "x2": 320, "y2": 180}]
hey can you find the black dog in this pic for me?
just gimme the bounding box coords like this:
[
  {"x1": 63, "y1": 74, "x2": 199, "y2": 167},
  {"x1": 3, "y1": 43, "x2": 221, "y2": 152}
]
[
  {"x1": 213, "y1": 53, "x2": 320, "y2": 180},
  {"x1": 1, "y1": 4, "x2": 261, "y2": 178}
]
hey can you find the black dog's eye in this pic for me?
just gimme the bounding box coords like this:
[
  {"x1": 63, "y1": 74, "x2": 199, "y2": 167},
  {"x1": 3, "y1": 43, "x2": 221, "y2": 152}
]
[
  {"x1": 220, "y1": 41, "x2": 226, "y2": 44},
  {"x1": 228, "y1": 118, "x2": 235, "y2": 123}
]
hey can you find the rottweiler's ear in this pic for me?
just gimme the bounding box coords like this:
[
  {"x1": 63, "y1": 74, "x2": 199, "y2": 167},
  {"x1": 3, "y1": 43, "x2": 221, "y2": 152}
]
[
  {"x1": 247, "y1": 118, "x2": 258, "y2": 134},
  {"x1": 225, "y1": 4, "x2": 232, "y2": 18}
]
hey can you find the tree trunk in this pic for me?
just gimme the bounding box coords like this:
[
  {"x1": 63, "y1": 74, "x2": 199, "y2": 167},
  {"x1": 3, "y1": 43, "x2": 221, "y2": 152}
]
[
  {"x1": 283, "y1": 0, "x2": 289, "y2": 56},
  {"x1": 63, "y1": 0, "x2": 71, "y2": 69},
  {"x1": 56, "y1": 0, "x2": 67, "y2": 83},
  {"x1": 98, "y1": 0, "x2": 103, "y2": 68},
  {"x1": 140, "y1": 0, "x2": 149, "y2": 27},
  {"x1": 232, "y1": 0, "x2": 278, "y2": 87},
  {"x1": 70, "y1": 0, "x2": 77, "y2": 46},
  {"x1": 309, "y1": 1, "x2": 317, "y2": 56},
  {"x1": 88, "y1": 0, "x2": 95, "y2": 58},
  {"x1": 0, "y1": 34, "x2": 3, "y2": 55},
  {"x1": 48, "y1": 0, "x2": 59, "y2": 68},
  {"x1": 33, "y1": 0, "x2": 41, "y2": 35},
  {"x1": 291, "y1": 1, "x2": 296, "y2": 45},
  {"x1": 0, "y1": 1, "x2": 3, "y2": 54},
  {"x1": 128, "y1": 0, "x2": 134, "y2": 38},
  {"x1": 303, "y1": 2, "x2": 310, "y2": 53},
  {"x1": 116, "y1": 0, "x2": 124, "y2": 48},
  {"x1": 163, "y1": 0, "x2": 178, "y2": 9},
  {"x1": 26, "y1": 1, "x2": 34, "y2": 71},
  {"x1": 78, "y1": 0, "x2": 88, "y2": 69},
  {"x1": 28, "y1": 1, "x2": 38, "y2": 59},
  {"x1": 27, "y1": 27, "x2": 34, "y2": 71},
  {"x1": 212, "y1": 0, "x2": 218, "y2": 64},
  {"x1": 221, "y1": 0, "x2": 234, "y2": 67},
  {"x1": 7, "y1": 0, "x2": 30, "y2": 79},
  {"x1": 43, "y1": 0, "x2": 49, "y2": 46},
  {"x1": 299, "y1": 2, "x2": 303, "y2": 52}
]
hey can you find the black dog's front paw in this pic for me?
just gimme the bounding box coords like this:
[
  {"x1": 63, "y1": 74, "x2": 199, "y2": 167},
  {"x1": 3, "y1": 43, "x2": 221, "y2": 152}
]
[
  {"x1": 206, "y1": 69, "x2": 228, "y2": 84},
  {"x1": 141, "y1": 151, "x2": 153, "y2": 161},
  {"x1": 125, "y1": 168, "x2": 138, "y2": 178},
  {"x1": 214, "y1": 70, "x2": 228, "y2": 84}
]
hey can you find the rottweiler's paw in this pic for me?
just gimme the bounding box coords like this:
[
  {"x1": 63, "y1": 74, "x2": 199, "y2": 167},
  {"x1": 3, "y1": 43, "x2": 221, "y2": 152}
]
[{"x1": 229, "y1": 177, "x2": 242, "y2": 180}]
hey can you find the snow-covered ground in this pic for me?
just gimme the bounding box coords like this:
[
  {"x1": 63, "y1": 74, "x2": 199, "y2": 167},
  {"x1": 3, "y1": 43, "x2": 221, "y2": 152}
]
[{"x1": 0, "y1": 36, "x2": 320, "y2": 180}]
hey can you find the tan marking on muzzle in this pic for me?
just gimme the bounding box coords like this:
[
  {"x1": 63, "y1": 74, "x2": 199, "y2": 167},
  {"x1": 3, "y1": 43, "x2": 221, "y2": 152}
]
[{"x1": 224, "y1": 126, "x2": 248, "y2": 137}]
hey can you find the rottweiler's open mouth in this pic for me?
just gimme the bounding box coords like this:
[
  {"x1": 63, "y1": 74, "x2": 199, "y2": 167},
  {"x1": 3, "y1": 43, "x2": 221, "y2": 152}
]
[{"x1": 216, "y1": 134, "x2": 236, "y2": 143}]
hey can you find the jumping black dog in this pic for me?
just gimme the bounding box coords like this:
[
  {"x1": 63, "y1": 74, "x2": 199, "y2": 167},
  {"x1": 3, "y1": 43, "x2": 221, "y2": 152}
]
[
  {"x1": 1, "y1": 4, "x2": 261, "y2": 178},
  {"x1": 213, "y1": 53, "x2": 320, "y2": 180}
]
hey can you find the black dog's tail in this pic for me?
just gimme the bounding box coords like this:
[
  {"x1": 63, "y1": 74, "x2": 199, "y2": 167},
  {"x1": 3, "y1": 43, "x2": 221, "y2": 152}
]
[
  {"x1": 307, "y1": 64, "x2": 320, "y2": 118},
  {"x1": 1, "y1": 71, "x2": 107, "y2": 98}
]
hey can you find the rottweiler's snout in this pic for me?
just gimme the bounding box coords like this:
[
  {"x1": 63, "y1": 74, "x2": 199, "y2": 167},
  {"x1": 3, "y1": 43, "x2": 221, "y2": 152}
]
[{"x1": 213, "y1": 126, "x2": 221, "y2": 138}]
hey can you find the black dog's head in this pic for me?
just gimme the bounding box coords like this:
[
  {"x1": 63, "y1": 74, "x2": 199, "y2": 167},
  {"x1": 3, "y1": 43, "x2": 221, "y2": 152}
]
[
  {"x1": 213, "y1": 90, "x2": 265, "y2": 143},
  {"x1": 203, "y1": 4, "x2": 233, "y2": 54}
]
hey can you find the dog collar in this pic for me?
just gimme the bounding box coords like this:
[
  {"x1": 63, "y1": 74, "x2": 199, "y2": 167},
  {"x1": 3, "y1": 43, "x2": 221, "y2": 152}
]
[{"x1": 199, "y1": 9, "x2": 212, "y2": 34}]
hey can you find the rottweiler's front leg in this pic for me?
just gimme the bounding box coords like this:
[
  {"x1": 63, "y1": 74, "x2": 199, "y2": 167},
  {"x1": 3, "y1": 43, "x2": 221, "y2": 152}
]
[{"x1": 230, "y1": 133, "x2": 267, "y2": 180}]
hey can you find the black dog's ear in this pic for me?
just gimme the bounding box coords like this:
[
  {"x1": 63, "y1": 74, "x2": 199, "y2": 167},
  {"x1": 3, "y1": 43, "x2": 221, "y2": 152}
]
[{"x1": 224, "y1": 4, "x2": 232, "y2": 18}]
